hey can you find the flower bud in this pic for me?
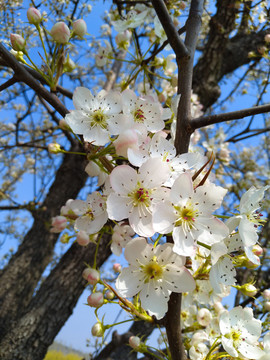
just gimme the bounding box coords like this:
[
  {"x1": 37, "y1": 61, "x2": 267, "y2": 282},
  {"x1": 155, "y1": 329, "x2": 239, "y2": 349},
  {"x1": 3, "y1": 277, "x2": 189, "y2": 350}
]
[
  {"x1": 27, "y1": 7, "x2": 42, "y2": 25},
  {"x1": 91, "y1": 322, "x2": 104, "y2": 337},
  {"x1": 63, "y1": 56, "x2": 76, "y2": 73},
  {"x1": 234, "y1": 283, "x2": 257, "y2": 297},
  {"x1": 48, "y1": 143, "x2": 61, "y2": 154},
  {"x1": 105, "y1": 290, "x2": 114, "y2": 300},
  {"x1": 76, "y1": 231, "x2": 90, "y2": 246},
  {"x1": 72, "y1": 19, "x2": 87, "y2": 38},
  {"x1": 50, "y1": 216, "x2": 67, "y2": 233},
  {"x1": 265, "y1": 34, "x2": 270, "y2": 43},
  {"x1": 113, "y1": 263, "x2": 122, "y2": 273},
  {"x1": 10, "y1": 33, "x2": 26, "y2": 51},
  {"x1": 252, "y1": 244, "x2": 264, "y2": 256},
  {"x1": 59, "y1": 119, "x2": 70, "y2": 130},
  {"x1": 129, "y1": 336, "x2": 141, "y2": 350},
  {"x1": 115, "y1": 30, "x2": 132, "y2": 49},
  {"x1": 51, "y1": 22, "x2": 70, "y2": 44},
  {"x1": 82, "y1": 267, "x2": 92, "y2": 280},
  {"x1": 213, "y1": 301, "x2": 225, "y2": 316},
  {"x1": 87, "y1": 292, "x2": 104, "y2": 307},
  {"x1": 197, "y1": 308, "x2": 212, "y2": 327},
  {"x1": 10, "y1": 49, "x2": 24, "y2": 62},
  {"x1": 87, "y1": 268, "x2": 100, "y2": 285},
  {"x1": 262, "y1": 289, "x2": 270, "y2": 300},
  {"x1": 264, "y1": 301, "x2": 270, "y2": 311}
]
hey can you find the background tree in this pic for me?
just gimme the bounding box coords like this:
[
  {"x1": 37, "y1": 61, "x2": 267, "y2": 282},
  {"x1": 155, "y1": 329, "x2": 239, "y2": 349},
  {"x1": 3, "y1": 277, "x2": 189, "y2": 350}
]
[{"x1": 0, "y1": 0, "x2": 270, "y2": 359}]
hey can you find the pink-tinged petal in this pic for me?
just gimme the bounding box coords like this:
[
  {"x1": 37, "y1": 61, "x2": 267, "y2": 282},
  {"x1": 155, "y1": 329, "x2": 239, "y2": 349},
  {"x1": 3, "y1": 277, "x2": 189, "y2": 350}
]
[
  {"x1": 138, "y1": 158, "x2": 169, "y2": 188},
  {"x1": 238, "y1": 342, "x2": 265, "y2": 359},
  {"x1": 163, "y1": 266, "x2": 195, "y2": 293},
  {"x1": 129, "y1": 206, "x2": 155, "y2": 237},
  {"x1": 239, "y1": 216, "x2": 258, "y2": 247},
  {"x1": 124, "y1": 238, "x2": 152, "y2": 265},
  {"x1": 110, "y1": 165, "x2": 137, "y2": 194},
  {"x1": 244, "y1": 246, "x2": 260, "y2": 266},
  {"x1": 73, "y1": 87, "x2": 93, "y2": 110},
  {"x1": 140, "y1": 281, "x2": 170, "y2": 319},
  {"x1": 152, "y1": 201, "x2": 176, "y2": 234},
  {"x1": 172, "y1": 226, "x2": 197, "y2": 257},
  {"x1": 107, "y1": 193, "x2": 131, "y2": 221},
  {"x1": 170, "y1": 173, "x2": 193, "y2": 205},
  {"x1": 116, "y1": 266, "x2": 144, "y2": 297}
]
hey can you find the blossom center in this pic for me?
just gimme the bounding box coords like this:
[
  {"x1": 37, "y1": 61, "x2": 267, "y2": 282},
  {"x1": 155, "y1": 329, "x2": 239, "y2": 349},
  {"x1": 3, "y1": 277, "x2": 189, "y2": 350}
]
[
  {"x1": 130, "y1": 185, "x2": 151, "y2": 207},
  {"x1": 133, "y1": 108, "x2": 146, "y2": 123},
  {"x1": 90, "y1": 109, "x2": 107, "y2": 129},
  {"x1": 226, "y1": 329, "x2": 242, "y2": 347},
  {"x1": 143, "y1": 260, "x2": 163, "y2": 281},
  {"x1": 174, "y1": 203, "x2": 198, "y2": 232},
  {"x1": 85, "y1": 208, "x2": 94, "y2": 220}
]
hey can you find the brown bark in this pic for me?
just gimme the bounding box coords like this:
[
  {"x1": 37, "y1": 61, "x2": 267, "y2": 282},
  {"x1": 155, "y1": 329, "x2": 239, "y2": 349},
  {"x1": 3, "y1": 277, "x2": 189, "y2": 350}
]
[
  {"x1": 0, "y1": 145, "x2": 88, "y2": 339},
  {"x1": 0, "y1": 237, "x2": 111, "y2": 360},
  {"x1": 192, "y1": 0, "x2": 269, "y2": 109}
]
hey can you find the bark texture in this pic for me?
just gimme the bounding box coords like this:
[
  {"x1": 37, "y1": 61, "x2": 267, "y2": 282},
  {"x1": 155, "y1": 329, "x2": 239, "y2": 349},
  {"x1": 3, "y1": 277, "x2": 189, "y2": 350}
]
[
  {"x1": 0, "y1": 236, "x2": 111, "y2": 360},
  {"x1": 0, "y1": 145, "x2": 88, "y2": 340}
]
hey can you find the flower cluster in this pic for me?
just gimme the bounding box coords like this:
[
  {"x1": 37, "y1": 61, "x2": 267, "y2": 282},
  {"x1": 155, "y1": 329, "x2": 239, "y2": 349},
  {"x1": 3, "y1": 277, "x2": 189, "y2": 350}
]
[{"x1": 49, "y1": 84, "x2": 270, "y2": 339}]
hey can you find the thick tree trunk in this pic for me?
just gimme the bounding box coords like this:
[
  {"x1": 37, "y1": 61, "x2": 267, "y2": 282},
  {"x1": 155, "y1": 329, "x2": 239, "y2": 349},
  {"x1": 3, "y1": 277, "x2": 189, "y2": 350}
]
[
  {"x1": 0, "y1": 236, "x2": 112, "y2": 360},
  {"x1": 0, "y1": 144, "x2": 88, "y2": 339}
]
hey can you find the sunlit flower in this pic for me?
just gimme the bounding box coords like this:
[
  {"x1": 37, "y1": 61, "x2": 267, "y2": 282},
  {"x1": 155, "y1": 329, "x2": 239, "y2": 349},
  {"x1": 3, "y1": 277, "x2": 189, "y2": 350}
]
[
  {"x1": 153, "y1": 172, "x2": 228, "y2": 256},
  {"x1": 65, "y1": 87, "x2": 125, "y2": 146},
  {"x1": 107, "y1": 158, "x2": 169, "y2": 237},
  {"x1": 116, "y1": 237, "x2": 195, "y2": 319},
  {"x1": 219, "y1": 306, "x2": 264, "y2": 359}
]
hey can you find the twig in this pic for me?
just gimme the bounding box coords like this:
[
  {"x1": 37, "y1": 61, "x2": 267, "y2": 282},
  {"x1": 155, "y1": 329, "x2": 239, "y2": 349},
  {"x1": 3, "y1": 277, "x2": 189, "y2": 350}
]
[{"x1": 0, "y1": 43, "x2": 69, "y2": 117}]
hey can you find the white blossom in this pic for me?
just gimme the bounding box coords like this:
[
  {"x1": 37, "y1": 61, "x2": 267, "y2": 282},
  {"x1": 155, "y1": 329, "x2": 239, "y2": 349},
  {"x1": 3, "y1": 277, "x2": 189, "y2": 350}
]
[
  {"x1": 219, "y1": 306, "x2": 264, "y2": 359},
  {"x1": 107, "y1": 158, "x2": 169, "y2": 237},
  {"x1": 153, "y1": 172, "x2": 229, "y2": 256},
  {"x1": 65, "y1": 87, "x2": 126, "y2": 146},
  {"x1": 69, "y1": 192, "x2": 108, "y2": 235},
  {"x1": 116, "y1": 237, "x2": 195, "y2": 319}
]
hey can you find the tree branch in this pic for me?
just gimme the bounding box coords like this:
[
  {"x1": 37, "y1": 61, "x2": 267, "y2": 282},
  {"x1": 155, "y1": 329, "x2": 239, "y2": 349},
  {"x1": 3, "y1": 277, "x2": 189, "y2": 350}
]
[
  {"x1": 151, "y1": 0, "x2": 189, "y2": 58},
  {"x1": 191, "y1": 103, "x2": 270, "y2": 130},
  {"x1": 0, "y1": 43, "x2": 69, "y2": 117},
  {"x1": 175, "y1": 0, "x2": 204, "y2": 155}
]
